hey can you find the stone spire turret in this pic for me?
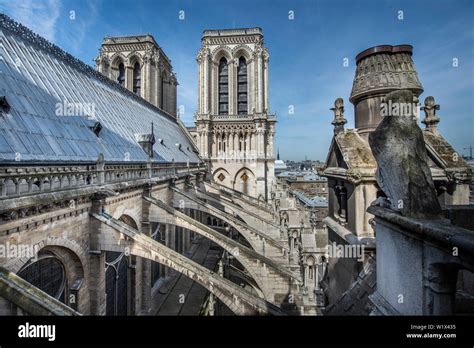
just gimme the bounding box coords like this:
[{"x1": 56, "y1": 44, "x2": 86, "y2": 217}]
[
  {"x1": 350, "y1": 45, "x2": 424, "y2": 138},
  {"x1": 331, "y1": 98, "x2": 347, "y2": 135}
]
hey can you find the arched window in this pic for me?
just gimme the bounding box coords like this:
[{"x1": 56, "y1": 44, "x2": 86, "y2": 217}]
[
  {"x1": 105, "y1": 251, "x2": 128, "y2": 315},
  {"x1": 237, "y1": 57, "x2": 248, "y2": 115},
  {"x1": 218, "y1": 57, "x2": 228, "y2": 115},
  {"x1": 117, "y1": 63, "x2": 125, "y2": 85},
  {"x1": 18, "y1": 251, "x2": 67, "y2": 303},
  {"x1": 309, "y1": 265, "x2": 314, "y2": 280},
  {"x1": 133, "y1": 62, "x2": 141, "y2": 95}
]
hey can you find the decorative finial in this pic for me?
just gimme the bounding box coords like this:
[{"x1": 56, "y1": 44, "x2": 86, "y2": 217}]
[
  {"x1": 277, "y1": 148, "x2": 280, "y2": 160},
  {"x1": 331, "y1": 98, "x2": 347, "y2": 135},
  {"x1": 421, "y1": 96, "x2": 440, "y2": 134}
]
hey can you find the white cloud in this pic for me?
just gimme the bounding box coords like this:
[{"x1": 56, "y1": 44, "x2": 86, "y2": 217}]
[{"x1": 0, "y1": 0, "x2": 61, "y2": 42}]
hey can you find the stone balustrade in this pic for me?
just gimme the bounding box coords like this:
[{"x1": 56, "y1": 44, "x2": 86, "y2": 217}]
[{"x1": 0, "y1": 162, "x2": 205, "y2": 199}]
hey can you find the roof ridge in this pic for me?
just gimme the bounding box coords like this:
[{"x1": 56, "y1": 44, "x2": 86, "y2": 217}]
[{"x1": 0, "y1": 13, "x2": 177, "y2": 123}]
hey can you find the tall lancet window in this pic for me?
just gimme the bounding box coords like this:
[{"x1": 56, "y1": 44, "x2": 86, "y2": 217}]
[
  {"x1": 133, "y1": 62, "x2": 141, "y2": 95},
  {"x1": 237, "y1": 57, "x2": 248, "y2": 115},
  {"x1": 117, "y1": 63, "x2": 125, "y2": 86},
  {"x1": 218, "y1": 57, "x2": 229, "y2": 115}
]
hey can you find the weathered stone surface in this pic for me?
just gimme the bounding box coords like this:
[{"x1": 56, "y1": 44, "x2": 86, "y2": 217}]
[{"x1": 368, "y1": 90, "x2": 442, "y2": 219}]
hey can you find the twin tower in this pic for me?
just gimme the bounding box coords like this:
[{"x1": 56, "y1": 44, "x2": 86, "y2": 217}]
[{"x1": 97, "y1": 28, "x2": 276, "y2": 201}]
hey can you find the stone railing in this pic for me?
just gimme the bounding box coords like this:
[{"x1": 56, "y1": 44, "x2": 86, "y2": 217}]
[
  {"x1": 212, "y1": 113, "x2": 276, "y2": 121},
  {"x1": 367, "y1": 205, "x2": 474, "y2": 315},
  {"x1": 0, "y1": 162, "x2": 206, "y2": 199},
  {"x1": 203, "y1": 28, "x2": 263, "y2": 37}
]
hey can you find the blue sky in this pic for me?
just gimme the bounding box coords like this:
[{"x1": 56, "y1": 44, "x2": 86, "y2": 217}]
[{"x1": 0, "y1": 0, "x2": 472, "y2": 160}]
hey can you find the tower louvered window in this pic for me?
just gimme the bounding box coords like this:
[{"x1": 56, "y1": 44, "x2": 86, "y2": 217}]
[
  {"x1": 133, "y1": 62, "x2": 141, "y2": 95},
  {"x1": 237, "y1": 57, "x2": 247, "y2": 115},
  {"x1": 117, "y1": 63, "x2": 125, "y2": 85},
  {"x1": 218, "y1": 58, "x2": 228, "y2": 115}
]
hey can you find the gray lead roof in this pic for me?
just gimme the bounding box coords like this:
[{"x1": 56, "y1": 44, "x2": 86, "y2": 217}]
[{"x1": 0, "y1": 14, "x2": 200, "y2": 164}]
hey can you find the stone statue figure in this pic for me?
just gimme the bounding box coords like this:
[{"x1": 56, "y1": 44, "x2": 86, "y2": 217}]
[
  {"x1": 331, "y1": 98, "x2": 347, "y2": 135},
  {"x1": 368, "y1": 90, "x2": 442, "y2": 219}
]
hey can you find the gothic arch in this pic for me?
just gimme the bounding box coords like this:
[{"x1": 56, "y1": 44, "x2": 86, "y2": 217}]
[
  {"x1": 14, "y1": 241, "x2": 87, "y2": 312},
  {"x1": 233, "y1": 167, "x2": 256, "y2": 196},
  {"x1": 8, "y1": 237, "x2": 87, "y2": 275},
  {"x1": 126, "y1": 53, "x2": 143, "y2": 67},
  {"x1": 211, "y1": 46, "x2": 232, "y2": 64},
  {"x1": 232, "y1": 45, "x2": 252, "y2": 60},
  {"x1": 110, "y1": 52, "x2": 127, "y2": 68},
  {"x1": 112, "y1": 206, "x2": 141, "y2": 229},
  {"x1": 118, "y1": 214, "x2": 139, "y2": 230},
  {"x1": 306, "y1": 255, "x2": 316, "y2": 266},
  {"x1": 213, "y1": 167, "x2": 231, "y2": 187}
]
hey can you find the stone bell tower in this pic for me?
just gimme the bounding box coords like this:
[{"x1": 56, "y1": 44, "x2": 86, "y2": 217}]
[
  {"x1": 194, "y1": 28, "x2": 276, "y2": 201},
  {"x1": 95, "y1": 34, "x2": 178, "y2": 117}
]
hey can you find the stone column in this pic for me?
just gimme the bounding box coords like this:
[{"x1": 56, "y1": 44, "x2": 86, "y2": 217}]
[
  {"x1": 267, "y1": 129, "x2": 274, "y2": 159},
  {"x1": 198, "y1": 58, "x2": 203, "y2": 114},
  {"x1": 88, "y1": 193, "x2": 107, "y2": 315},
  {"x1": 164, "y1": 224, "x2": 173, "y2": 276},
  {"x1": 154, "y1": 62, "x2": 159, "y2": 107},
  {"x1": 252, "y1": 131, "x2": 257, "y2": 159},
  {"x1": 256, "y1": 53, "x2": 263, "y2": 113},
  {"x1": 256, "y1": 126, "x2": 264, "y2": 158},
  {"x1": 126, "y1": 65, "x2": 133, "y2": 91},
  {"x1": 212, "y1": 132, "x2": 217, "y2": 158},
  {"x1": 228, "y1": 59, "x2": 235, "y2": 115},
  {"x1": 140, "y1": 184, "x2": 152, "y2": 313},
  {"x1": 208, "y1": 293, "x2": 215, "y2": 316},
  {"x1": 171, "y1": 77, "x2": 177, "y2": 117},
  {"x1": 212, "y1": 62, "x2": 218, "y2": 115},
  {"x1": 144, "y1": 59, "x2": 152, "y2": 102},
  {"x1": 248, "y1": 59, "x2": 254, "y2": 113},
  {"x1": 200, "y1": 52, "x2": 211, "y2": 114},
  {"x1": 233, "y1": 133, "x2": 238, "y2": 157},
  {"x1": 199, "y1": 131, "x2": 204, "y2": 155},
  {"x1": 225, "y1": 131, "x2": 230, "y2": 158},
  {"x1": 228, "y1": 131, "x2": 233, "y2": 157},
  {"x1": 263, "y1": 53, "x2": 269, "y2": 112},
  {"x1": 157, "y1": 66, "x2": 163, "y2": 109},
  {"x1": 244, "y1": 132, "x2": 250, "y2": 158}
]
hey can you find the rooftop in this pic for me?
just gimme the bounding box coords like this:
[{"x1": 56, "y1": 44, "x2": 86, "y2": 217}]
[
  {"x1": 292, "y1": 190, "x2": 328, "y2": 208},
  {"x1": 202, "y1": 27, "x2": 263, "y2": 38},
  {"x1": 0, "y1": 13, "x2": 199, "y2": 164},
  {"x1": 102, "y1": 34, "x2": 158, "y2": 46}
]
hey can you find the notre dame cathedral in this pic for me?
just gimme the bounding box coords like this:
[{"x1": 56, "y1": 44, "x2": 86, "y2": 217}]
[
  {"x1": 94, "y1": 29, "x2": 276, "y2": 201},
  {"x1": 192, "y1": 28, "x2": 276, "y2": 201},
  {"x1": 95, "y1": 34, "x2": 178, "y2": 117}
]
